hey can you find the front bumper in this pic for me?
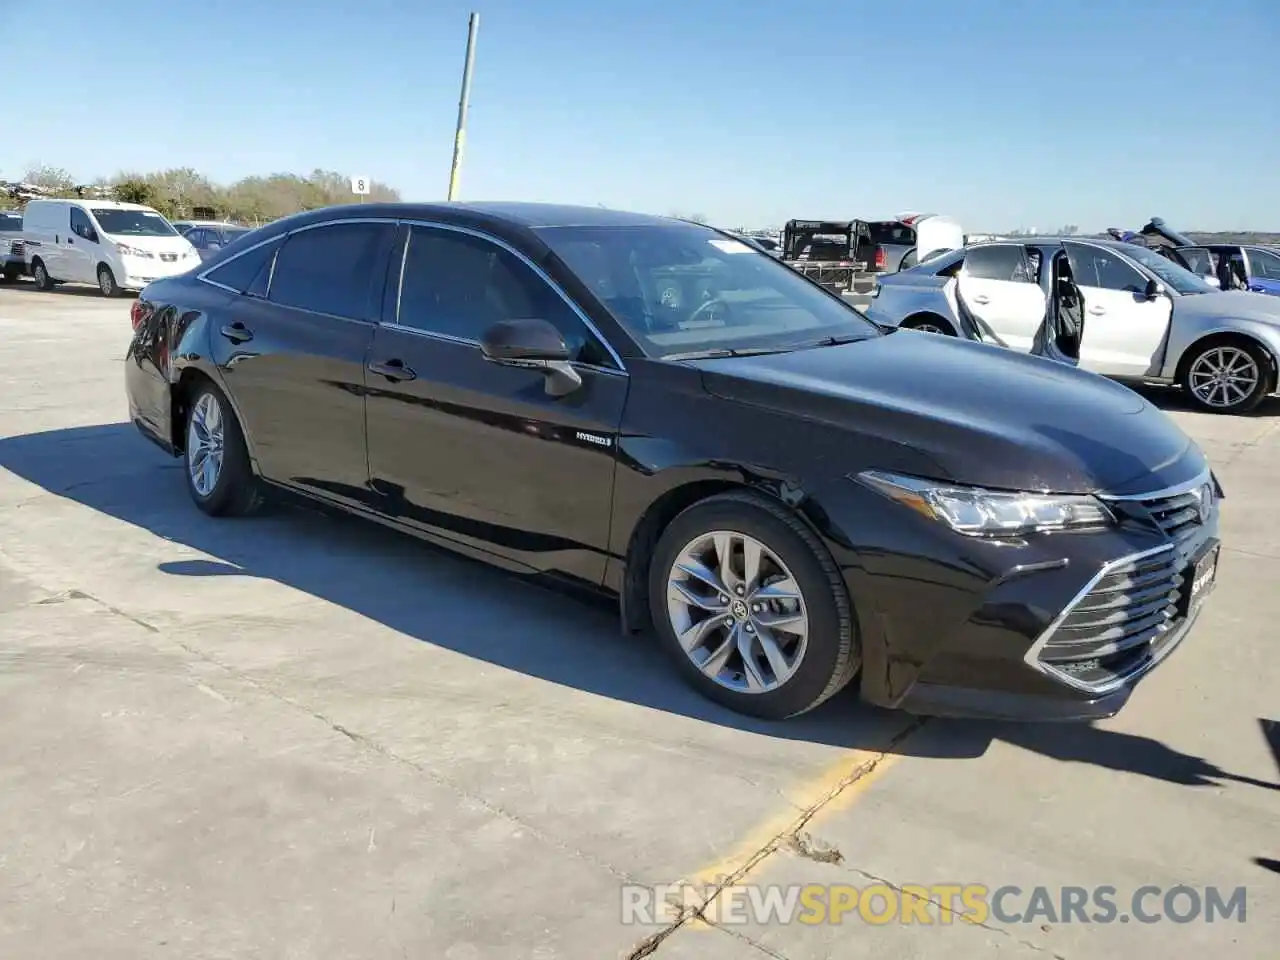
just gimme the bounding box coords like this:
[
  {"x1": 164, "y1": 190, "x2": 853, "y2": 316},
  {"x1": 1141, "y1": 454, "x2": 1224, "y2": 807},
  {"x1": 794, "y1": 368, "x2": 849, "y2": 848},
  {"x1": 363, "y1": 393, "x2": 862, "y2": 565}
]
[
  {"x1": 121, "y1": 255, "x2": 195, "y2": 290},
  {"x1": 813, "y1": 469, "x2": 1221, "y2": 721}
]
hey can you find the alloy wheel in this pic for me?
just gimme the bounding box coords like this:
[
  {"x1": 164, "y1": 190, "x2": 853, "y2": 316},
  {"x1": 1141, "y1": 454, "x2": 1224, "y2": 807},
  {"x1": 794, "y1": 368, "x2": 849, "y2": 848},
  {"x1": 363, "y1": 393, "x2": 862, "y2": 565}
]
[
  {"x1": 1188, "y1": 346, "x2": 1259, "y2": 410},
  {"x1": 187, "y1": 392, "x2": 226, "y2": 497},
  {"x1": 665, "y1": 530, "x2": 810, "y2": 694}
]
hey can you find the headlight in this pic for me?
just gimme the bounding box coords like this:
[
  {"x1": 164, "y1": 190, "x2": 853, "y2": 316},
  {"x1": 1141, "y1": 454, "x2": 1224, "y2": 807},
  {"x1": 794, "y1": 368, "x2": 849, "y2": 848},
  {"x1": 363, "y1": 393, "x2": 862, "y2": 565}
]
[
  {"x1": 117, "y1": 244, "x2": 155, "y2": 259},
  {"x1": 857, "y1": 471, "x2": 1115, "y2": 537}
]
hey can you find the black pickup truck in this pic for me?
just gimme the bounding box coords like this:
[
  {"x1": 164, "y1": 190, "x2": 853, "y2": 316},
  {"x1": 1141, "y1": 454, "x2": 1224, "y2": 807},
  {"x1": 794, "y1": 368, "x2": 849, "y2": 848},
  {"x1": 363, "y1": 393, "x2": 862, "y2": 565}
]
[{"x1": 779, "y1": 219, "x2": 871, "y2": 293}]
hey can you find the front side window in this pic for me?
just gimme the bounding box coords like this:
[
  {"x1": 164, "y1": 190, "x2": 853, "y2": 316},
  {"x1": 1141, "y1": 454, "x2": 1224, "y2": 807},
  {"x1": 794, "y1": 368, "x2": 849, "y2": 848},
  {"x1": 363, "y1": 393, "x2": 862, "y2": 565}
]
[
  {"x1": 537, "y1": 222, "x2": 881, "y2": 358},
  {"x1": 962, "y1": 245, "x2": 1030, "y2": 282},
  {"x1": 70, "y1": 207, "x2": 97, "y2": 241},
  {"x1": 269, "y1": 221, "x2": 392, "y2": 320},
  {"x1": 0, "y1": 212, "x2": 21, "y2": 232},
  {"x1": 89, "y1": 208, "x2": 178, "y2": 237},
  {"x1": 1064, "y1": 242, "x2": 1148, "y2": 293},
  {"x1": 1246, "y1": 249, "x2": 1280, "y2": 280},
  {"x1": 396, "y1": 225, "x2": 602, "y2": 363}
]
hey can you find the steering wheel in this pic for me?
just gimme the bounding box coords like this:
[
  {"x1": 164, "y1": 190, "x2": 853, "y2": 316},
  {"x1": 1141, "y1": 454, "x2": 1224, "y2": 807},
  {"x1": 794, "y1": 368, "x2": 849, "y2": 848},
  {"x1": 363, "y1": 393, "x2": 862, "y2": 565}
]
[{"x1": 685, "y1": 296, "x2": 730, "y2": 326}]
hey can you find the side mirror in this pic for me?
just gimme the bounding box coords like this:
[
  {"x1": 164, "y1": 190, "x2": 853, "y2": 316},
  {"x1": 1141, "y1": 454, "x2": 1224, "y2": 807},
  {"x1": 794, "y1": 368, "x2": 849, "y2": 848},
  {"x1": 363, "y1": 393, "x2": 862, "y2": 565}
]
[
  {"x1": 1143, "y1": 278, "x2": 1166, "y2": 300},
  {"x1": 85, "y1": 228, "x2": 99, "y2": 244},
  {"x1": 480, "y1": 318, "x2": 582, "y2": 397}
]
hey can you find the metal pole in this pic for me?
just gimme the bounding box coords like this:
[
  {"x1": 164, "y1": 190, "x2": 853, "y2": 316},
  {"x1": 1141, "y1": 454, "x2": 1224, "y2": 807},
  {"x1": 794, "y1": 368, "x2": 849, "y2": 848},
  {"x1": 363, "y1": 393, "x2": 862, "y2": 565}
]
[{"x1": 447, "y1": 12, "x2": 479, "y2": 201}]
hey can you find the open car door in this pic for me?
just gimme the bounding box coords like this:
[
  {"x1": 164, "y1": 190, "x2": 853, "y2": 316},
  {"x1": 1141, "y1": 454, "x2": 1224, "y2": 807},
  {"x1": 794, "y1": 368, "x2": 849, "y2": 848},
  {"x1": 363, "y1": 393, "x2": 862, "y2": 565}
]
[{"x1": 1029, "y1": 251, "x2": 1085, "y2": 367}]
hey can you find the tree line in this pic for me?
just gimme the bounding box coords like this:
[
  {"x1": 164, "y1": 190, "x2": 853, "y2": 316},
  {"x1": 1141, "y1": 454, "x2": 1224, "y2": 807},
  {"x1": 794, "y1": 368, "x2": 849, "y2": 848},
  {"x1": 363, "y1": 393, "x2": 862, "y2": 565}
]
[{"x1": 0, "y1": 165, "x2": 401, "y2": 224}]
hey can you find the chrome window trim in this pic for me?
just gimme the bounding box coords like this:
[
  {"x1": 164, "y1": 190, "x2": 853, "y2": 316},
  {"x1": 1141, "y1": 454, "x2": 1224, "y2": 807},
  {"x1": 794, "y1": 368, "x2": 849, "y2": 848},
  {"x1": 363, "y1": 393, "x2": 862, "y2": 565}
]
[
  {"x1": 1022, "y1": 543, "x2": 1181, "y2": 695},
  {"x1": 195, "y1": 230, "x2": 286, "y2": 293},
  {"x1": 393, "y1": 218, "x2": 628, "y2": 373}
]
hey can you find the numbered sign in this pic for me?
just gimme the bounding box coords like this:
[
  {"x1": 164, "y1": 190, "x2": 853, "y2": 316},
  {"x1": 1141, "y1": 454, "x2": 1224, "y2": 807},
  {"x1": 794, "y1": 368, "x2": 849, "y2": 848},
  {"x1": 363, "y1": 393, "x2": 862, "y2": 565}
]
[{"x1": 350, "y1": 175, "x2": 371, "y2": 196}]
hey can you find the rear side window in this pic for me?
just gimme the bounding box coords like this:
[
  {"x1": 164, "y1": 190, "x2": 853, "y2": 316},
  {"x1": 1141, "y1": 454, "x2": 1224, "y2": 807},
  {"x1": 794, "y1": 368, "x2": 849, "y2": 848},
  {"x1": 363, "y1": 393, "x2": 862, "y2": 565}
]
[
  {"x1": 1247, "y1": 249, "x2": 1280, "y2": 280},
  {"x1": 268, "y1": 222, "x2": 393, "y2": 320},
  {"x1": 868, "y1": 222, "x2": 915, "y2": 246},
  {"x1": 203, "y1": 237, "x2": 282, "y2": 295},
  {"x1": 963, "y1": 245, "x2": 1029, "y2": 282}
]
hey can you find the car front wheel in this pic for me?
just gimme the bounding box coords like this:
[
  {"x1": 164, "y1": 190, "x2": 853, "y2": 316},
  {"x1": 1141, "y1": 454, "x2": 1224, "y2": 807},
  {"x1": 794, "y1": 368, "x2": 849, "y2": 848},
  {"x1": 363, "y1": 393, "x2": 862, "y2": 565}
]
[
  {"x1": 649, "y1": 492, "x2": 860, "y2": 719},
  {"x1": 1182, "y1": 340, "x2": 1272, "y2": 414}
]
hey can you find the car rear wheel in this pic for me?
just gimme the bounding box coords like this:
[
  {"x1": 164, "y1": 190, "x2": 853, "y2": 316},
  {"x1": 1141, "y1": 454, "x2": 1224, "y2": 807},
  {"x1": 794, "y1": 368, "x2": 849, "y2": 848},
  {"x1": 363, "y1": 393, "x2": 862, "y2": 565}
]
[
  {"x1": 649, "y1": 491, "x2": 859, "y2": 719},
  {"x1": 1182, "y1": 340, "x2": 1271, "y2": 414},
  {"x1": 97, "y1": 265, "x2": 121, "y2": 297},
  {"x1": 32, "y1": 259, "x2": 54, "y2": 291},
  {"x1": 184, "y1": 382, "x2": 262, "y2": 516}
]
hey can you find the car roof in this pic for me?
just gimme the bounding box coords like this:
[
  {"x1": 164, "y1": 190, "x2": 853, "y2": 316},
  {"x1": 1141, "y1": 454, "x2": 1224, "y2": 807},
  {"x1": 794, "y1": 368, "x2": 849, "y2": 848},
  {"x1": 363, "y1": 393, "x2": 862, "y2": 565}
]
[{"x1": 971, "y1": 236, "x2": 1148, "y2": 255}]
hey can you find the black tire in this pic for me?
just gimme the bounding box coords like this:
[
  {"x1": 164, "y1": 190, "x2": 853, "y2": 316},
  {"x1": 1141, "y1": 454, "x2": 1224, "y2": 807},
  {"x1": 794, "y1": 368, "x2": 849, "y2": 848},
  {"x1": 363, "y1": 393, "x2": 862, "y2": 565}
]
[
  {"x1": 1180, "y1": 339, "x2": 1273, "y2": 415},
  {"x1": 648, "y1": 491, "x2": 859, "y2": 720},
  {"x1": 183, "y1": 381, "x2": 262, "y2": 517},
  {"x1": 901, "y1": 314, "x2": 956, "y2": 336},
  {"x1": 97, "y1": 264, "x2": 121, "y2": 297},
  {"x1": 31, "y1": 259, "x2": 55, "y2": 291}
]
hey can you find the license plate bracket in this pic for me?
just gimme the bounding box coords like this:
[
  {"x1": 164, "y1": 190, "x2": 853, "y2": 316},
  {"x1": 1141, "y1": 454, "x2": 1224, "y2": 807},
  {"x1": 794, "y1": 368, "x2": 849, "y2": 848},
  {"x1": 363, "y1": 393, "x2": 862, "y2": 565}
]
[{"x1": 1182, "y1": 544, "x2": 1220, "y2": 620}]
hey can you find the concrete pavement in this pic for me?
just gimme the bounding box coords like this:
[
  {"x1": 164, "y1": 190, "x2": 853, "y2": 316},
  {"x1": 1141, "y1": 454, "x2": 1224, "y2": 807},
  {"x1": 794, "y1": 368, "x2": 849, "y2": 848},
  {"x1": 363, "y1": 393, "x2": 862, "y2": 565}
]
[{"x1": 0, "y1": 282, "x2": 1275, "y2": 959}]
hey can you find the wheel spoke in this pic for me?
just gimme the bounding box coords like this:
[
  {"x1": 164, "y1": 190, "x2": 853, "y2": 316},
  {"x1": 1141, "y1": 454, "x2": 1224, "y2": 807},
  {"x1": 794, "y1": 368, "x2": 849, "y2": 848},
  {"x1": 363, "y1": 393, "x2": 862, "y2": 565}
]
[
  {"x1": 752, "y1": 577, "x2": 801, "y2": 603},
  {"x1": 741, "y1": 538, "x2": 763, "y2": 594},
  {"x1": 756, "y1": 627, "x2": 794, "y2": 683},
  {"x1": 735, "y1": 627, "x2": 767, "y2": 691},
  {"x1": 668, "y1": 579, "x2": 726, "y2": 613},
  {"x1": 674, "y1": 558, "x2": 727, "y2": 596},
  {"x1": 699, "y1": 626, "x2": 737, "y2": 679},
  {"x1": 713, "y1": 532, "x2": 739, "y2": 594},
  {"x1": 678, "y1": 613, "x2": 729, "y2": 654}
]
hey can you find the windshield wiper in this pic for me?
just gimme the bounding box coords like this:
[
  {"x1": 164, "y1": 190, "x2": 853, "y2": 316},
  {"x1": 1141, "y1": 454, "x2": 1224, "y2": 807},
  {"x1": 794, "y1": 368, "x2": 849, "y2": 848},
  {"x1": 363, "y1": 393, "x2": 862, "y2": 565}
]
[
  {"x1": 662, "y1": 345, "x2": 806, "y2": 361},
  {"x1": 789, "y1": 334, "x2": 871, "y2": 349}
]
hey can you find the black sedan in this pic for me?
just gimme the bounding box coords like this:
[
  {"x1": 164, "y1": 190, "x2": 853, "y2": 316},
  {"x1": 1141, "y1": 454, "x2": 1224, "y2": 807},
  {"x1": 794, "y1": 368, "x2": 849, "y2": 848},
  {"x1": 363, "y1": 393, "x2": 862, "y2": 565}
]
[{"x1": 125, "y1": 203, "x2": 1222, "y2": 722}]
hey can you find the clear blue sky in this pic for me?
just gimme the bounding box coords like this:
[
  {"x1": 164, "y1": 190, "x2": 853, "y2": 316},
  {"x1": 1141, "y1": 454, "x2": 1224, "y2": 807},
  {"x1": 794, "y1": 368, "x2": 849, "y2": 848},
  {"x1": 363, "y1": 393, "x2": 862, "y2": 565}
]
[{"x1": 4, "y1": 0, "x2": 1276, "y2": 231}]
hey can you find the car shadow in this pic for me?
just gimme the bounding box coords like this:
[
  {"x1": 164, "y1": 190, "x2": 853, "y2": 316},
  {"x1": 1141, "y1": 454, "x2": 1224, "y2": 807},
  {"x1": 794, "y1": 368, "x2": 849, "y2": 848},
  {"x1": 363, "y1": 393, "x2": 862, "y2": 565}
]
[{"x1": 1, "y1": 422, "x2": 1276, "y2": 794}]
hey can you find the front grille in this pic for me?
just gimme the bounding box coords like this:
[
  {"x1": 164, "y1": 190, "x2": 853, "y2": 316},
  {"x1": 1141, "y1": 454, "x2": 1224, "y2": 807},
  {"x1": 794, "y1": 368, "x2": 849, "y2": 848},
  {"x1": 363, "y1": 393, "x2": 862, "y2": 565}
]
[
  {"x1": 1139, "y1": 488, "x2": 1207, "y2": 543},
  {"x1": 8, "y1": 239, "x2": 22, "y2": 256},
  {"x1": 1035, "y1": 547, "x2": 1183, "y2": 689}
]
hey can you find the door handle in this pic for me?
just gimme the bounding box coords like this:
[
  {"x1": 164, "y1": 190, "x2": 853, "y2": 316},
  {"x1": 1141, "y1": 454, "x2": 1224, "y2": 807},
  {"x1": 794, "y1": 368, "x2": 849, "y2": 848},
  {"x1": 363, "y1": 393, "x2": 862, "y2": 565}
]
[
  {"x1": 971, "y1": 295, "x2": 989, "y2": 304},
  {"x1": 368, "y1": 359, "x2": 416, "y2": 382},
  {"x1": 219, "y1": 322, "x2": 253, "y2": 343},
  {"x1": 1087, "y1": 307, "x2": 1106, "y2": 316},
  {"x1": 67, "y1": 238, "x2": 73, "y2": 244}
]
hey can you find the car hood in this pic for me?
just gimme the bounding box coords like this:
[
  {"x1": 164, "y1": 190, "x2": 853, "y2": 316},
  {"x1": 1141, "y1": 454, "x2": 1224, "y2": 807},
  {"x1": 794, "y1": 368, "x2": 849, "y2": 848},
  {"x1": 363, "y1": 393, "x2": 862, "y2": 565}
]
[
  {"x1": 1174, "y1": 289, "x2": 1280, "y2": 325},
  {"x1": 690, "y1": 332, "x2": 1198, "y2": 495}
]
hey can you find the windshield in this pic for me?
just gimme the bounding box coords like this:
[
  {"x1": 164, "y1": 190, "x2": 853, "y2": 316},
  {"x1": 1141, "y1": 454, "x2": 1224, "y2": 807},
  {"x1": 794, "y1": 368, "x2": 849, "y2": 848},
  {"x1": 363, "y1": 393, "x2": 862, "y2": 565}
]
[
  {"x1": 538, "y1": 223, "x2": 881, "y2": 358},
  {"x1": 1122, "y1": 244, "x2": 1215, "y2": 295},
  {"x1": 90, "y1": 208, "x2": 178, "y2": 237},
  {"x1": 0, "y1": 212, "x2": 21, "y2": 232}
]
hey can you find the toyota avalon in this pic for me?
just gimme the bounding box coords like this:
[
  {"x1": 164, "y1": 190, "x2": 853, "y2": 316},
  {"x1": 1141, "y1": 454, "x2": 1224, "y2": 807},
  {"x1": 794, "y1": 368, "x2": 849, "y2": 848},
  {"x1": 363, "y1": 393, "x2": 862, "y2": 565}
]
[{"x1": 125, "y1": 203, "x2": 1222, "y2": 721}]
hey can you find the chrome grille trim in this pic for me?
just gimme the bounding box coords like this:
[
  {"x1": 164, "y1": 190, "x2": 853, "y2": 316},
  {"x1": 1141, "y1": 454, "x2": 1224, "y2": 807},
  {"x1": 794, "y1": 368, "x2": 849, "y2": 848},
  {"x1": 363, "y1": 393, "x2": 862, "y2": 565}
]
[
  {"x1": 1098, "y1": 468, "x2": 1216, "y2": 545},
  {"x1": 1024, "y1": 543, "x2": 1186, "y2": 694}
]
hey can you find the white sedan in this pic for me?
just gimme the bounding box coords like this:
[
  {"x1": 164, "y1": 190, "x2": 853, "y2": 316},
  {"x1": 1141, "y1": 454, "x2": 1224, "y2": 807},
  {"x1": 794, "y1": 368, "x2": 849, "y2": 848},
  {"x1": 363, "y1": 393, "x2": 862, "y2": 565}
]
[{"x1": 867, "y1": 237, "x2": 1280, "y2": 414}]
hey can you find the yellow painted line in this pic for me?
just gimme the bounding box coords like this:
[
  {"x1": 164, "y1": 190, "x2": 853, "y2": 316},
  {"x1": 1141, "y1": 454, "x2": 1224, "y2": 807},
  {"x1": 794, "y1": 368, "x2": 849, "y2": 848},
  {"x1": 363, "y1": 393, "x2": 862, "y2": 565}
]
[{"x1": 670, "y1": 718, "x2": 928, "y2": 931}]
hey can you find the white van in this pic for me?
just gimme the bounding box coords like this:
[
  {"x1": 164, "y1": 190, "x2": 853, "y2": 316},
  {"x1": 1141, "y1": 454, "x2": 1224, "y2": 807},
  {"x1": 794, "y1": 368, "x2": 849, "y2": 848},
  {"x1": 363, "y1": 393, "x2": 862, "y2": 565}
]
[{"x1": 23, "y1": 199, "x2": 200, "y2": 296}]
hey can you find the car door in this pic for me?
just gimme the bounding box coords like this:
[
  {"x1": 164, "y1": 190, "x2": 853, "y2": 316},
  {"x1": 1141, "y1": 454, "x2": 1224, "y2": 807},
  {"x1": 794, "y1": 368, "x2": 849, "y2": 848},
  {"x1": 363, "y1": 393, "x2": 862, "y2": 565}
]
[
  {"x1": 67, "y1": 207, "x2": 99, "y2": 283},
  {"x1": 954, "y1": 243, "x2": 1046, "y2": 351},
  {"x1": 207, "y1": 218, "x2": 396, "y2": 508},
  {"x1": 1243, "y1": 248, "x2": 1280, "y2": 296},
  {"x1": 1063, "y1": 241, "x2": 1172, "y2": 378},
  {"x1": 363, "y1": 221, "x2": 628, "y2": 585}
]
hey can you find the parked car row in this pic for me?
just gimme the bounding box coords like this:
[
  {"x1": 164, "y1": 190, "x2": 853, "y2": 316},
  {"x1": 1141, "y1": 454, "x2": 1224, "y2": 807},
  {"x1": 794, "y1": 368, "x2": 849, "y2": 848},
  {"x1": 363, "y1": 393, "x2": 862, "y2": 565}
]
[
  {"x1": 124, "y1": 202, "x2": 1221, "y2": 725},
  {"x1": 0, "y1": 199, "x2": 259, "y2": 296},
  {"x1": 867, "y1": 236, "x2": 1280, "y2": 413}
]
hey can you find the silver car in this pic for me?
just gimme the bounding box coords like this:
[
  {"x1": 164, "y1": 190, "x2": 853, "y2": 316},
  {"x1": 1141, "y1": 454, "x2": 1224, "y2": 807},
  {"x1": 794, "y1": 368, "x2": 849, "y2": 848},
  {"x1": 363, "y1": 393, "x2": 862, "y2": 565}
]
[{"x1": 867, "y1": 237, "x2": 1280, "y2": 414}]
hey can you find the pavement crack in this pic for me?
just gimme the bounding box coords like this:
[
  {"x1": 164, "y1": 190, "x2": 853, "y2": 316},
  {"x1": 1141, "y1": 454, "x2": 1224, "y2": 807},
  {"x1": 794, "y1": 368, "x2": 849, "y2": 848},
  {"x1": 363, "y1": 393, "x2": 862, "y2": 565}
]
[
  {"x1": 622, "y1": 716, "x2": 930, "y2": 959},
  {"x1": 836, "y1": 864, "x2": 1068, "y2": 959}
]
